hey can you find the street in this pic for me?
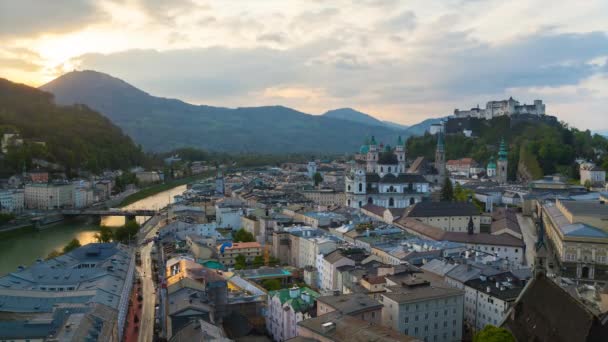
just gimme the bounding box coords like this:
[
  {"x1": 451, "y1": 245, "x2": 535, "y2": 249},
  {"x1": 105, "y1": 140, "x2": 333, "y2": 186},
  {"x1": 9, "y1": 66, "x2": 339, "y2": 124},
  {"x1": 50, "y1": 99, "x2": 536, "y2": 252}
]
[
  {"x1": 137, "y1": 215, "x2": 164, "y2": 342},
  {"x1": 517, "y1": 213, "x2": 538, "y2": 267}
]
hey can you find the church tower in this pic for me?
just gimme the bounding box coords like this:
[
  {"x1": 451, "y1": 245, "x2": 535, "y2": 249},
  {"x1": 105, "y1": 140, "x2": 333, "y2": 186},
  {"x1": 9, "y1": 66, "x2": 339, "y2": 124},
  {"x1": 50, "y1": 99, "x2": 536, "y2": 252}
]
[
  {"x1": 366, "y1": 136, "x2": 379, "y2": 173},
  {"x1": 395, "y1": 136, "x2": 406, "y2": 173},
  {"x1": 215, "y1": 167, "x2": 225, "y2": 196},
  {"x1": 435, "y1": 132, "x2": 446, "y2": 182},
  {"x1": 497, "y1": 138, "x2": 508, "y2": 184}
]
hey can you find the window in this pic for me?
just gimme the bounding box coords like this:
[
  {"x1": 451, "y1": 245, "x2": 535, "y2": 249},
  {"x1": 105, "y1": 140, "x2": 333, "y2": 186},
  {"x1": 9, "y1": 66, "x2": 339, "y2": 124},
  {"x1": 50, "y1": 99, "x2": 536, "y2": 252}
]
[
  {"x1": 415, "y1": 315, "x2": 419, "y2": 321},
  {"x1": 404, "y1": 317, "x2": 409, "y2": 323},
  {"x1": 358, "y1": 183, "x2": 363, "y2": 192}
]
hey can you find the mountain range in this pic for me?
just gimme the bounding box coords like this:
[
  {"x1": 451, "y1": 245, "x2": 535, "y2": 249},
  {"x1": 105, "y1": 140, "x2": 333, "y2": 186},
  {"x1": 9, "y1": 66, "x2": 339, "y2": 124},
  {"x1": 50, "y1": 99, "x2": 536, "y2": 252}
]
[{"x1": 41, "y1": 70, "x2": 441, "y2": 153}]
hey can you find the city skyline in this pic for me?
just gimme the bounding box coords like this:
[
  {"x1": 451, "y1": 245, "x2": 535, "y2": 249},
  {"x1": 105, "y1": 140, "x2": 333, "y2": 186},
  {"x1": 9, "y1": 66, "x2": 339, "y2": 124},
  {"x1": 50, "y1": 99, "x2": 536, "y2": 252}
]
[{"x1": 1, "y1": 0, "x2": 608, "y2": 130}]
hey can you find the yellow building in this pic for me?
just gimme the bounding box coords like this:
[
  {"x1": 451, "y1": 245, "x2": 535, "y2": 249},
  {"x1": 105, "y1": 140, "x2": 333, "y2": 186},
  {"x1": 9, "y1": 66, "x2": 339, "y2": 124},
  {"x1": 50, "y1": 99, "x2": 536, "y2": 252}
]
[
  {"x1": 217, "y1": 242, "x2": 262, "y2": 267},
  {"x1": 541, "y1": 199, "x2": 608, "y2": 282}
]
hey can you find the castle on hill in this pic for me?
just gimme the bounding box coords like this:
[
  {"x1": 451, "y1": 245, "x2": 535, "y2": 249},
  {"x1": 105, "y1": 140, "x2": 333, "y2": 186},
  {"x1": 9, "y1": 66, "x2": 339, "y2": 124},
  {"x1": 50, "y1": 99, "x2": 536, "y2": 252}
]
[{"x1": 454, "y1": 97, "x2": 545, "y2": 120}]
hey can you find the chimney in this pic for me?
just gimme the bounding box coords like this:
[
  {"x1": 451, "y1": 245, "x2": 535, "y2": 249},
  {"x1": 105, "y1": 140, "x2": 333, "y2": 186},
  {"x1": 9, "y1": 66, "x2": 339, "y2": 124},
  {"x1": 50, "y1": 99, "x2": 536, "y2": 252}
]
[
  {"x1": 321, "y1": 322, "x2": 335, "y2": 333},
  {"x1": 486, "y1": 286, "x2": 491, "y2": 293}
]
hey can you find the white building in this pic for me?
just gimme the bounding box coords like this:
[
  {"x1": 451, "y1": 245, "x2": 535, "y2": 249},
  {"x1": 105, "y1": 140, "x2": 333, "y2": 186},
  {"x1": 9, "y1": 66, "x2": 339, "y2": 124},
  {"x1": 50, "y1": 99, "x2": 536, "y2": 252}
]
[
  {"x1": 297, "y1": 236, "x2": 338, "y2": 269},
  {"x1": 307, "y1": 161, "x2": 317, "y2": 179},
  {"x1": 215, "y1": 199, "x2": 246, "y2": 230},
  {"x1": 381, "y1": 279, "x2": 464, "y2": 342},
  {"x1": 24, "y1": 183, "x2": 74, "y2": 209},
  {"x1": 73, "y1": 186, "x2": 94, "y2": 208},
  {"x1": 320, "y1": 250, "x2": 355, "y2": 291},
  {"x1": 580, "y1": 162, "x2": 606, "y2": 186},
  {"x1": 266, "y1": 287, "x2": 320, "y2": 342},
  {"x1": 454, "y1": 97, "x2": 545, "y2": 120},
  {"x1": 463, "y1": 272, "x2": 526, "y2": 331},
  {"x1": 346, "y1": 136, "x2": 430, "y2": 209},
  {"x1": 0, "y1": 189, "x2": 24, "y2": 213}
]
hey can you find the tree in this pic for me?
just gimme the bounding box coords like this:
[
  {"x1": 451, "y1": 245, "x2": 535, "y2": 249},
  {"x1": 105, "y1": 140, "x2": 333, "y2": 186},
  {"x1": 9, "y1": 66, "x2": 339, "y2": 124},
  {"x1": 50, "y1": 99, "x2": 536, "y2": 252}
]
[
  {"x1": 441, "y1": 177, "x2": 454, "y2": 201},
  {"x1": 253, "y1": 255, "x2": 265, "y2": 267},
  {"x1": 313, "y1": 172, "x2": 323, "y2": 186},
  {"x1": 94, "y1": 226, "x2": 114, "y2": 243},
  {"x1": 268, "y1": 256, "x2": 280, "y2": 267},
  {"x1": 114, "y1": 220, "x2": 140, "y2": 244},
  {"x1": 584, "y1": 179, "x2": 592, "y2": 190},
  {"x1": 261, "y1": 278, "x2": 282, "y2": 291},
  {"x1": 46, "y1": 249, "x2": 62, "y2": 260},
  {"x1": 62, "y1": 238, "x2": 81, "y2": 253},
  {"x1": 473, "y1": 325, "x2": 515, "y2": 342},
  {"x1": 233, "y1": 228, "x2": 255, "y2": 242},
  {"x1": 234, "y1": 254, "x2": 247, "y2": 270}
]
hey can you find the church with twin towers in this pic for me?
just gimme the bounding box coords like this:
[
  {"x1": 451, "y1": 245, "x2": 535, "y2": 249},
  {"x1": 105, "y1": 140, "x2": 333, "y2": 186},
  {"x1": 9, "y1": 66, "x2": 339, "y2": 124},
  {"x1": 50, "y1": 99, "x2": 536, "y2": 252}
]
[{"x1": 345, "y1": 135, "x2": 433, "y2": 209}]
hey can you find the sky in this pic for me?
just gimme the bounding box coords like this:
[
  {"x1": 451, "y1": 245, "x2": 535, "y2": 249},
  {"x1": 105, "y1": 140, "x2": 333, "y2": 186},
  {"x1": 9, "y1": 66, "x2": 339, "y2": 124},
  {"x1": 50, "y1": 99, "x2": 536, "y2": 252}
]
[{"x1": 1, "y1": 0, "x2": 607, "y2": 130}]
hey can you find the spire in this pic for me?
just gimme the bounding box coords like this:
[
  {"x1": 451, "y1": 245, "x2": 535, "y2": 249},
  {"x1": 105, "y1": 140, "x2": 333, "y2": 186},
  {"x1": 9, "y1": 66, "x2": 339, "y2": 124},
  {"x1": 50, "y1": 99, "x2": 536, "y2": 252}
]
[
  {"x1": 467, "y1": 216, "x2": 474, "y2": 235},
  {"x1": 436, "y1": 132, "x2": 445, "y2": 152},
  {"x1": 397, "y1": 135, "x2": 403, "y2": 146},
  {"x1": 498, "y1": 137, "x2": 508, "y2": 161},
  {"x1": 370, "y1": 135, "x2": 377, "y2": 146}
]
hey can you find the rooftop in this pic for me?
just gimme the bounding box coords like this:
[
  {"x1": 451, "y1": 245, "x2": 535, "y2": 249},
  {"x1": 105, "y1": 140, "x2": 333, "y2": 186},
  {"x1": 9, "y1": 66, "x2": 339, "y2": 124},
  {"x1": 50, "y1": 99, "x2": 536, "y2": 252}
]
[
  {"x1": 405, "y1": 201, "x2": 480, "y2": 218},
  {"x1": 317, "y1": 293, "x2": 382, "y2": 315},
  {"x1": 297, "y1": 311, "x2": 418, "y2": 342}
]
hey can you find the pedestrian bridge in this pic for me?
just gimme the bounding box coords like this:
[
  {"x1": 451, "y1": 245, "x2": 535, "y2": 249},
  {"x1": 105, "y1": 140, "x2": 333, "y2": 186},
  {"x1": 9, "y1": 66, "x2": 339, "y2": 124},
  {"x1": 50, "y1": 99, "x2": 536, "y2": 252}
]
[{"x1": 60, "y1": 209, "x2": 158, "y2": 217}]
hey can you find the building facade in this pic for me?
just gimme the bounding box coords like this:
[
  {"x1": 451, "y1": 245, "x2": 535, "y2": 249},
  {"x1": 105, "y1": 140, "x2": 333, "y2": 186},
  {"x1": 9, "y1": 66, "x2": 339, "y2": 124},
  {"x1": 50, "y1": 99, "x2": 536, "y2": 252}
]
[
  {"x1": 345, "y1": 136, "x2": 430, "y2": 209},
  {"x1": 266, "y1": 287, "x2": 320, "y2": 342},
  {"x1": 381, "y1": 280, "x2": 464, "y2": 342},
  {"x1": 24, "y1": 183, "x2": 74, "y2": 209}
]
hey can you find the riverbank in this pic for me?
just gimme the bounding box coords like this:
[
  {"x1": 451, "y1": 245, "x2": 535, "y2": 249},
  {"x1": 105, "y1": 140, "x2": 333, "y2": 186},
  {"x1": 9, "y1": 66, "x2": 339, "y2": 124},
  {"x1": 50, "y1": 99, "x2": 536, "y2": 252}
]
[{"x1": 119, "y1": 172, "x2": 213, "y2": 207}]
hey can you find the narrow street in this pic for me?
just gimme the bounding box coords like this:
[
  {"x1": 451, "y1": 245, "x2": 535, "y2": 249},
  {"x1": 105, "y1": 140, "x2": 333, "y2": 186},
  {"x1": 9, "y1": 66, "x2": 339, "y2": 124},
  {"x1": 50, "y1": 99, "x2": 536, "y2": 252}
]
[
  {"x1": 137, "y1": 215, "x2": 164, "y2": 342},
  {"x1": 517, "y1": 213, "x2": 538, "y2": 267}
]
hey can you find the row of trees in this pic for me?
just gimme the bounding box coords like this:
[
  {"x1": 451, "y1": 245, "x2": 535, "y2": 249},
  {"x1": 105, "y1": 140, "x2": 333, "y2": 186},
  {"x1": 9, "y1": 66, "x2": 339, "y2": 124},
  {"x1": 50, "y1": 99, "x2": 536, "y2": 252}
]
[
  {"x1": 94, "y1": 220, "x2": 141, "y2": 244},
  {"x1": 234, "y1": 254, "x2": 281, "y2": 270},
  {"x1": 441, "y1": 177, "x2": 485, "y2": 211},
  {"x1": 46, "y1": 238, "x2": 82, "y2": 259}
]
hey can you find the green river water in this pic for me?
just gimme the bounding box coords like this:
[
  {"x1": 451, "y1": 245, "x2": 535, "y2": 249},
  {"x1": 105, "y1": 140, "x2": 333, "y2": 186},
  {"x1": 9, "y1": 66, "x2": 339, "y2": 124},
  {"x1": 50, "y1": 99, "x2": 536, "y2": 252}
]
[{"x1": 0, "y1": 185, "x2": 187, "y2": 276}]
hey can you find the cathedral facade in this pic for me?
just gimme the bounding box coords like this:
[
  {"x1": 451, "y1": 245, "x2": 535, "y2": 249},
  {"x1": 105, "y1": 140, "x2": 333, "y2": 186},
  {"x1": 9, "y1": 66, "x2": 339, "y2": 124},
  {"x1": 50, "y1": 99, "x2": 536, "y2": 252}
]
[{"x1": 345, "y1": 136, "x2": 430, "y2": 209}]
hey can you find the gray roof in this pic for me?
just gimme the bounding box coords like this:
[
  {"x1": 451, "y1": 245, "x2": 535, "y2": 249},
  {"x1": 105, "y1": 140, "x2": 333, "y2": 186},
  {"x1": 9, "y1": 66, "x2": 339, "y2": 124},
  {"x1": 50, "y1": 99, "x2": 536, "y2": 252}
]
[
  {"x1": 297, "y1": 311, "x2": 418, "y2": 342},
  {"x1": 559, "y1": 200, "x2": 608, "y2": 219},
  {"x1": 382, "y1": 284, "x2": 463, "y2": 304},
  {"x1": 0, "y1": 243, "x2": 133, "y2": 341},
  {"x1": 316, "y1": 293, "x2": 382, "y2": 315},
  {"x1": 405, "y1": 201, "x2": 480, "y2": 218}
]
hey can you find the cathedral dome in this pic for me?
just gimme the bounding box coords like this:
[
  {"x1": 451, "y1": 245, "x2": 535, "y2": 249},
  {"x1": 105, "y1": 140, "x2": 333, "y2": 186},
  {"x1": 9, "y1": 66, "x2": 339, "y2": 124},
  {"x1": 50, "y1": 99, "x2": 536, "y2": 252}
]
[
  {"x1": 487, "y1": 157, "x2": 497, "y2": 170},
  {"x1": 383, "y1": 144, "x2": 392, "y2": 152},
  {"x1": 359, "y1": 145, "x2": 369, "y2": 154}
]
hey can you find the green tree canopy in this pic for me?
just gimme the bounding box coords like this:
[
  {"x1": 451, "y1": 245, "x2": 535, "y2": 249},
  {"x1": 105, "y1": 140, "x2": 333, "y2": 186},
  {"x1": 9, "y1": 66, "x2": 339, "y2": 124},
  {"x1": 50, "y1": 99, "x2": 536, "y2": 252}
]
[
  {"x1": 233, "y1": 228, "x2": 255, "y2": 242},
  {"x1": 234, "y1": 254, "x2": 247, "y2": 270},
  {"x1": 62, "y1": 238, "x2": 81, "y2": 253},
  {"x1": 94, "y1": 226, "x2": 114, "y2": 243},
  {"x1": 313, "y1": 172, "x2": 323, "y2": 186},
  {"x1": 473, "y1": 325, "x2": 515, "y2": 342},
  {"x1": 441, "y1": 177, "x2": 454, "y2": 201},
  {"x1": 261, "y1": 278, "x2": 282, "y2": 291}
]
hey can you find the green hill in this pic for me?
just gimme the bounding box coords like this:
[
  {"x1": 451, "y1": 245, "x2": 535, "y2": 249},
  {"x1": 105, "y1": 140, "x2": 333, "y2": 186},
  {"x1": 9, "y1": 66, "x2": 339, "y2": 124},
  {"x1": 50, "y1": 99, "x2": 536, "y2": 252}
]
[
  {"x1": 0, "y1": 78, "x2": 146, "y2": 176},
  {"x1": 406, "y1": 116, "x2": 608, "y2": 181}
]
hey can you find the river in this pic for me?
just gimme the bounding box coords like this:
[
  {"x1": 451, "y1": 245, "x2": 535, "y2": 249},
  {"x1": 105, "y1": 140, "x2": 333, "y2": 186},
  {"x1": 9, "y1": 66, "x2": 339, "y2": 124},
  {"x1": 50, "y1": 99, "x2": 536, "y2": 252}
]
[{"x1": 0, "y1": 184, "x2": 187, "y2": 276}]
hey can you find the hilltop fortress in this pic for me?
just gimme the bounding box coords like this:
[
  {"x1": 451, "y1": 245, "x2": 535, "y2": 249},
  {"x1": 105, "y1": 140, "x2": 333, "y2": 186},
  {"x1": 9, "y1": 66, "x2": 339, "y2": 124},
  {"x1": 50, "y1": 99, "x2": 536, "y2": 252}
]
[{"x1": 454, "y1": 97, "x2": 545, "y2": 120}]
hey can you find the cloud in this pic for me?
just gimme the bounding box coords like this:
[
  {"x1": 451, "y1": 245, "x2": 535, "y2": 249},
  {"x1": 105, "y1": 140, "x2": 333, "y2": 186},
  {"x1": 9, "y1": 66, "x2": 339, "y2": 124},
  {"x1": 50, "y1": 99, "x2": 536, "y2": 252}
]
[
  {"x1": 0, "y1": 0, "x2": 106, "y2": 37},
  {"x1": 379, "y1": 11, "x2": 417, "y2": 31},
  {"x1": 257, "y1": 32, "x2": 288, "y2": 44}
]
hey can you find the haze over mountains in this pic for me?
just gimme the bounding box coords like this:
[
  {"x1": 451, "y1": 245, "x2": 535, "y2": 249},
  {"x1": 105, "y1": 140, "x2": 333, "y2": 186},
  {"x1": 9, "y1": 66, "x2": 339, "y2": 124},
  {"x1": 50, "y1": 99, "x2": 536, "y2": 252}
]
[{"x1": 41, "y1": 70, "x2": 440, "y2": 153}]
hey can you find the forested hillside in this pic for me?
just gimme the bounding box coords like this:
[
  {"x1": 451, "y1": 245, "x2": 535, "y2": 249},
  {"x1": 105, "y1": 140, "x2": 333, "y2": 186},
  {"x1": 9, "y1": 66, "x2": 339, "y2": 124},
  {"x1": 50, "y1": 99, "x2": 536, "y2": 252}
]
[
  {"x1": 406, "y1": 116, "x2": 608, "y2": 180},
  {"x1": 0, "y1": 78, "x2": 146, "y2": 176}
]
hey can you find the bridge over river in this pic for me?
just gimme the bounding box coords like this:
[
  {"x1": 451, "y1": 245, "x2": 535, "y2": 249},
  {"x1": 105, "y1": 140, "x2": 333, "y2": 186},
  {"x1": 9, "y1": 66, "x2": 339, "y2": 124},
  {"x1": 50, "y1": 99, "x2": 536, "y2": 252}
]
[{"x1": 60, "y1": 209, "x2": 158, "y2": 217}]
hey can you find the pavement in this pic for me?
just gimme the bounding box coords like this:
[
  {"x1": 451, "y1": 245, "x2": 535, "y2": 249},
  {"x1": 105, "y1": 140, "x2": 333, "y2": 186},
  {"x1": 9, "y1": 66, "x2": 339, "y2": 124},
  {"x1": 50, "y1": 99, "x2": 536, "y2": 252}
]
[
  {"x1": 122, "y1": 280, "x2": 143, "y2": 342},
  {"x1": 517, "y1": 213, "x2": 538, "y2": 267},
  {"x1": 137, "y1": 215, "x2": 165, "y2": 342}
]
